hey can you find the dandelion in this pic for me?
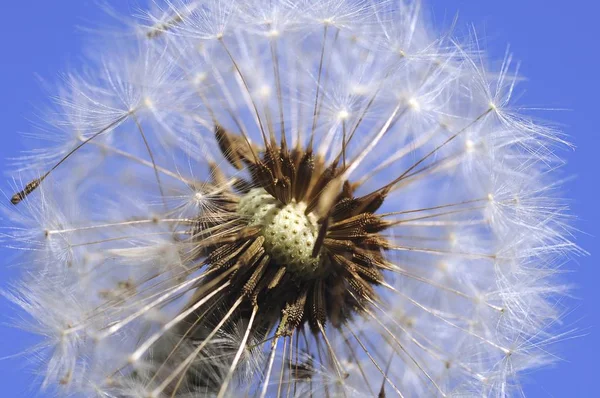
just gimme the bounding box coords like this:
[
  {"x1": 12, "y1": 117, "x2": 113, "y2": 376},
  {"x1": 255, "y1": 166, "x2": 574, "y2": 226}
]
[{"x1": 2, "y1": 0, "x2": 579, "y2": 397}]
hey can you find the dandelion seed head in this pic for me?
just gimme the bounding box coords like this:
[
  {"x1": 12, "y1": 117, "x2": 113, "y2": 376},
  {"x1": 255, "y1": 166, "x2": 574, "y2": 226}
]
[{"x1": 1, "y1": 0, "x2": 580, "y2": 397}]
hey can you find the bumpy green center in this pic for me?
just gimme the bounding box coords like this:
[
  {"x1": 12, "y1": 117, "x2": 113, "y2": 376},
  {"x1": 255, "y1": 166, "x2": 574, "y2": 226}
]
[{"x1": 237, "y1": 188, "x2": 322, "y2": 275}]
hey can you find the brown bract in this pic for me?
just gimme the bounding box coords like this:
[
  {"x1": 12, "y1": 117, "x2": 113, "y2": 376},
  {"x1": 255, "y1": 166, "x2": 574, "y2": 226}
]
[{"x1": 185, "y1": 124, "x2": 393, "y2": 347}]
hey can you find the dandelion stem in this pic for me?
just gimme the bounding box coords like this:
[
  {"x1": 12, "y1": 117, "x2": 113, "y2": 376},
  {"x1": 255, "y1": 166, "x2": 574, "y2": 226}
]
[
  {"x1": 217, "y1": 304, "x2": 258, "y2": 398},
  {"x1": 153, "y1": 296, "x2": 244, "y2": 397},
  {"x1": 130, "y1": 281, "x2": 231, "y2": 363},
  {"x1": 259, "y1": 336, "x2": 280, "y2": 398}
]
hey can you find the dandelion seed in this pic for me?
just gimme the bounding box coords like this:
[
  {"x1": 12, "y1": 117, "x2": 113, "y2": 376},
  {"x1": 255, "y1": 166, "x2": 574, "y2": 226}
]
[{"x1": 2, "y1": 0, "x2": 580, "y2": 397}]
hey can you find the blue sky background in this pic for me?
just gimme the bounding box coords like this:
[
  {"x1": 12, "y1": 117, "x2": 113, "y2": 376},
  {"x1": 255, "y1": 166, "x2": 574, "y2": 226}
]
[{"x1": 0, "y1": 1, "x2": 597, "y2": 396}]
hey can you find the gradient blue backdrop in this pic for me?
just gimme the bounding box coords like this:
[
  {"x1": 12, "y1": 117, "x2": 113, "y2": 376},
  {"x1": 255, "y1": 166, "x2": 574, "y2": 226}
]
[{"x1": 0, "y1": 1, "x2": 597, "y2": 396}]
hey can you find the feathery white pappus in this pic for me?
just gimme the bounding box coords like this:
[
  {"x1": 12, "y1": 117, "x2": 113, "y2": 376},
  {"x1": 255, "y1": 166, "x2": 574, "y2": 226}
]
[{"x1": 1, "y1": 0, "x2": 581, "y2": 396}]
